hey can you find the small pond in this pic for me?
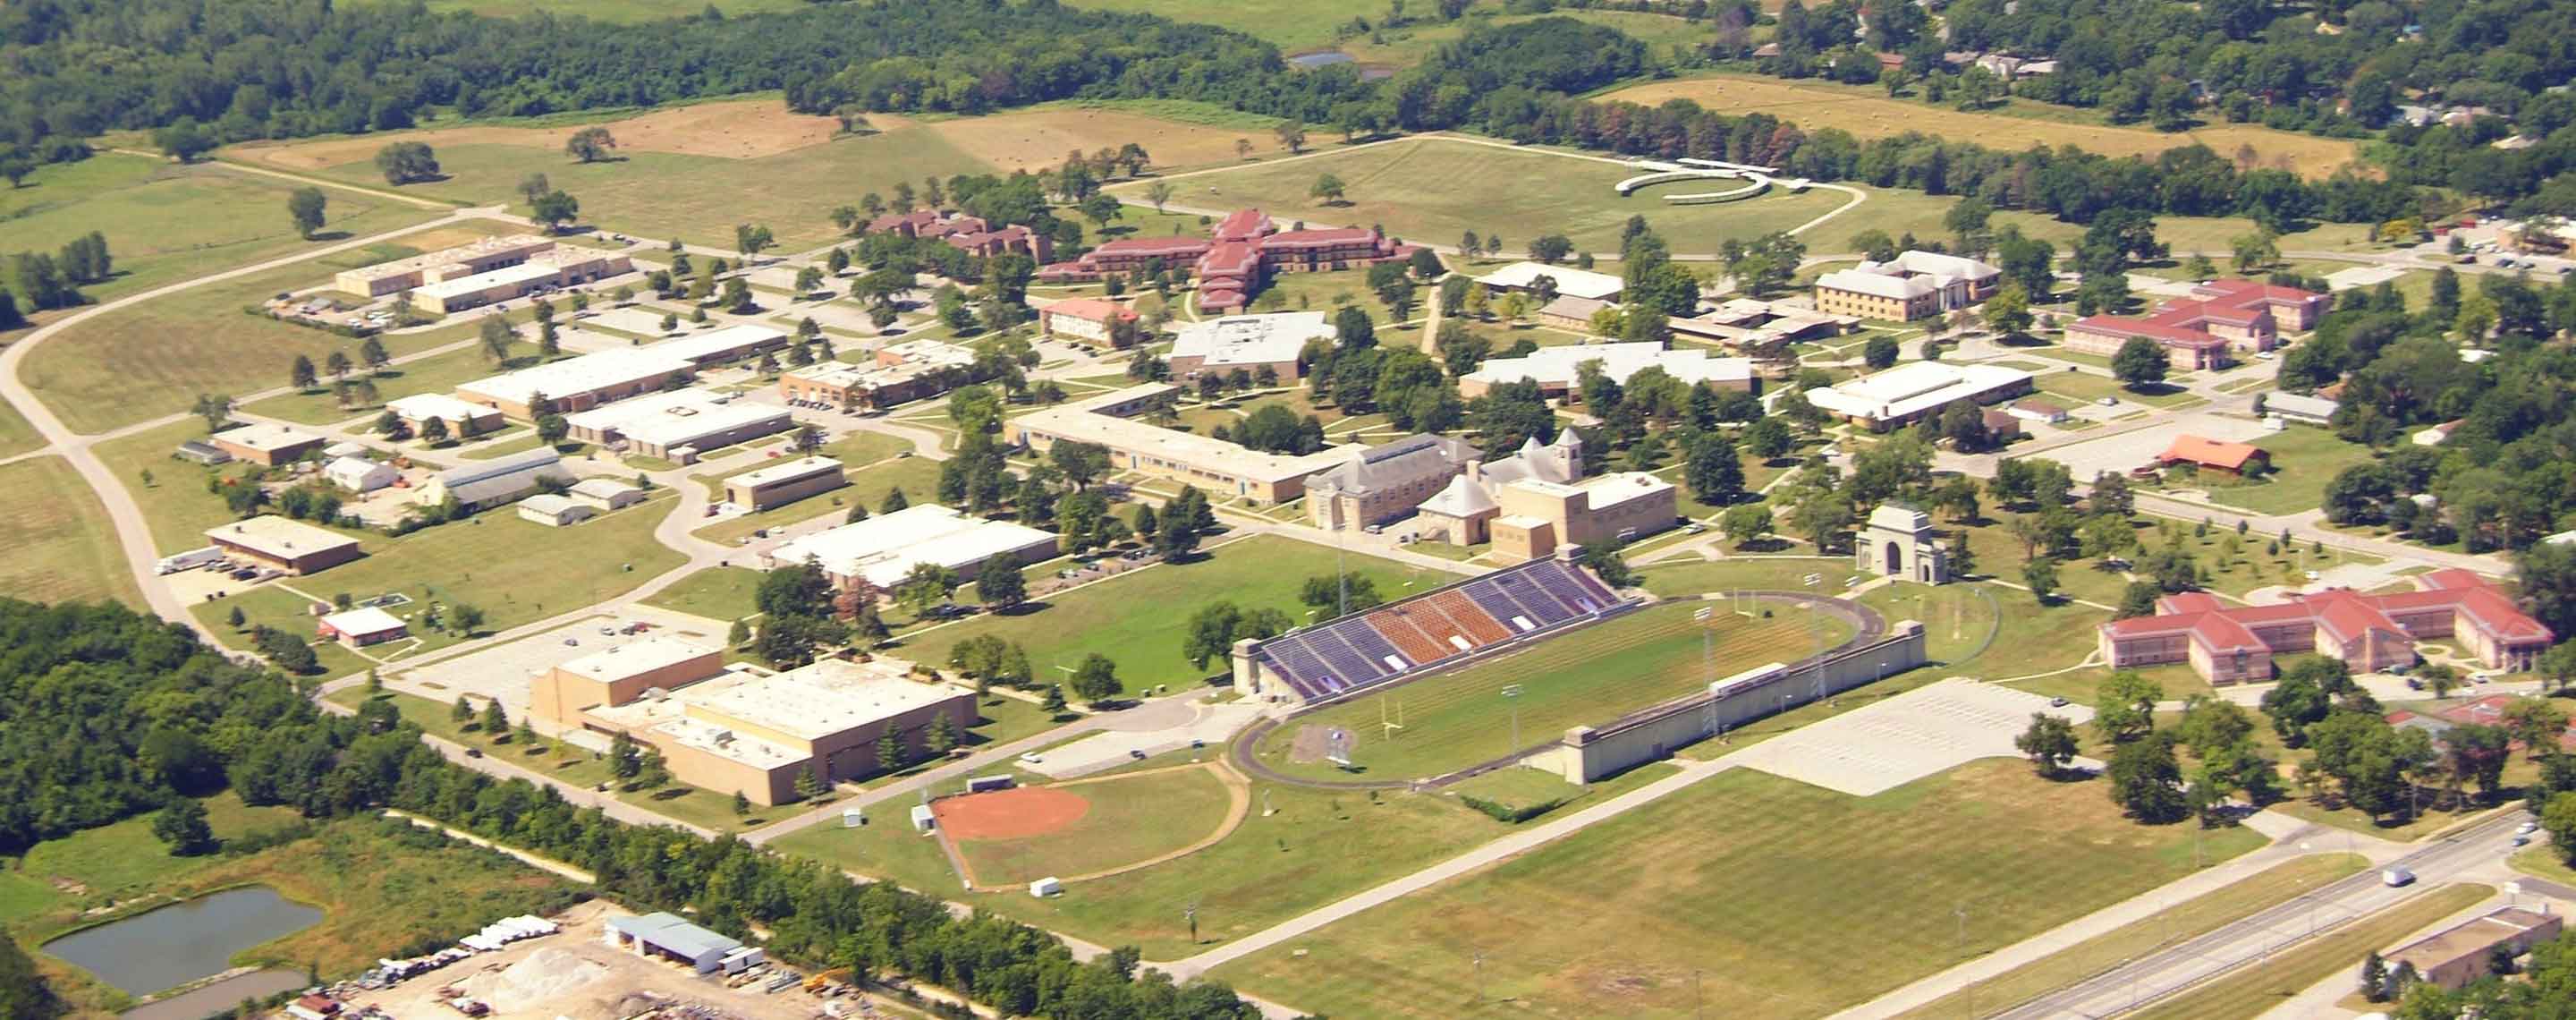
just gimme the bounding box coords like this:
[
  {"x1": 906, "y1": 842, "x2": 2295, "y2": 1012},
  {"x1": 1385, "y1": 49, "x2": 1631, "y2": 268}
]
[{"x1": 43, "y1": 886, "x2": 322, "y2": 997}]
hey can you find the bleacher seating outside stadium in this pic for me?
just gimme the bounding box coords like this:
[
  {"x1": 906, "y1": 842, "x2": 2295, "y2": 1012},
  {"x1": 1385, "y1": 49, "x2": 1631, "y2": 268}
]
[{"x1": 1252, "y1": 557, "x2": 1630, "y2": 701}]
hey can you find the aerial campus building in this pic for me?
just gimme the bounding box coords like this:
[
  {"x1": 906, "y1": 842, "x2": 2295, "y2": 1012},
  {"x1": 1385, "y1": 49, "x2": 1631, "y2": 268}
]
[
  {"x1": 1166, "y1": 312, "x2": 1330, "y2": 380},
  {"x1": 210, "y1": 422, "x2": 326, "y2": 466},
  {"x1": 2064, "y1": 278, "x2": 2326, "y2": 370},
  {"x1": 723, "y1": 456, "x2": 847, "y2": 511},
  {"x1": 862, "y1": 209, "x2": 1054, "y2": 263},
  {"x1": 1454, "y1": 341, "x2": 1758, "y2": 399},
  {"x1": 1811, "y1": 251, "x2": 2000, "y2": 321},
  {"x1": 1231, "y1": 551, "x2": 1635, "y2": 703},
  {"x1": 206, "y1": 516, "x2": 362, "y2": 575},
  {"x1": 1304, "y1": 428, "x2": 1679, "y2": 561},
  {"x1": 454, "y1": 325, "x2": 788, "y2": 419},
  {"x1": 1036, "y1": 208, "x2": 1419, "y2": 313},
  {"x1": 385, "y1": 393, "x2": 504, "y2": 439},
  {"x1": 417, "y1": 448, "x2": 576, "y2": 512},
  {"x1": 530, "y1": 639, "x2": 974, "y2": 805},
  {"x1": 412, "y1": 248, "x2": 634, "y2": 313},
  {"x1": 1008, "y1": 384, "x2": 1359, "y2": 504},
  {"x1": 333, "y1": 234, "x2": 558, "y2": 298},
  {"x1": 1801, "y1": 361, "x2": 2036, "y2": 430},
  {"x1": 761, "y1": 503, "x2": 1059, "y2": 592},
  {"x1": 1472, "y1": 261, "x2": 1626, "y2": 302},
  {"x1": 1036, "y1": 297, "x2": 1140, "y2": 347},
  {"x1": 562, "y1": 387, "x2": 792, "y2": 463},
  {"x1": 775, "y1": 339, "x2": 976, "y2": 410},
  {"x1": 2097, "y1": 568, "x2": 2552, "y2": 684}
]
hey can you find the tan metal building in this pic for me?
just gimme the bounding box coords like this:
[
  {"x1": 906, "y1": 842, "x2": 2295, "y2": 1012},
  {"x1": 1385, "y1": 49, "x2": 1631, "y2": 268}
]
[
  {"x1": 723, "y1": 456, "x2": 848, "y2": 511},
  {"x1": 206, "y1": 516, "x2": 362, "y2": 574}
]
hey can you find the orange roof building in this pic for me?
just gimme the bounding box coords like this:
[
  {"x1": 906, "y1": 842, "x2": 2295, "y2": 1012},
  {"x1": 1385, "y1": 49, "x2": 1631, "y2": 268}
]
[
  {"x1": 2098, "y1": 569, "x2": 2551, "y2": 685},
  {"x1": 2156, "y1": 434, "x2": 2270, "y2": 474}
]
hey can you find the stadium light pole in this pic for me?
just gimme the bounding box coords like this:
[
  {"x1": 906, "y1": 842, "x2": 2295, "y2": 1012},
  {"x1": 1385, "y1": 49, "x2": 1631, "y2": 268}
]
[{"x1": 1502, "y1": 684, "x2": 1523, "y2": 752}]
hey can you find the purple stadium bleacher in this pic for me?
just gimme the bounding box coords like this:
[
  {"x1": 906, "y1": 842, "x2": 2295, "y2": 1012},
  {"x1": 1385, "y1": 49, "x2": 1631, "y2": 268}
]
[{"x1": 1256, "y1": 557, "x2": 1632, "y2": 701}]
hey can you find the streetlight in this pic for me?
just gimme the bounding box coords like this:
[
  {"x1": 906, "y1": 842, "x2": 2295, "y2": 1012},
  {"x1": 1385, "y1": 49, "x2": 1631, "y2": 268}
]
[{"x1": 1502, "y1": 685, "x2": 1523, "y2": 752}]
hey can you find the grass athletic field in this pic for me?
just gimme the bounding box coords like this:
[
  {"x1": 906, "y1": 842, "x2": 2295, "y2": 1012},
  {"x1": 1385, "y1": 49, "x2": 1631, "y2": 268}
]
[
  {"x1": 1602, "y1": 74, "x2": 2362, "y2": 179},
  {"x1": 1250, "y1": 600, "x2": 1850, "y2": 783},
  {"x1": 899, "y1": 534, "x2": 1452, "y2": 694},
  {"x1": 938, "y1": 764, "x2": 1241, "y2": 887},
  {"x1": 1213, "y1": 761, "x2": 2267, "y2": 1020},
  {"x1": 1119, "y1": 137, "x2": 1855, "y2": 256}
]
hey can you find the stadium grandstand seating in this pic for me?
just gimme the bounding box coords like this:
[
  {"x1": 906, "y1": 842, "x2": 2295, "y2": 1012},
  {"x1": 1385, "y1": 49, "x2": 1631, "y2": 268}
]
[{"x1": 1250, "y1": 557, "x2": 1633, "y2": 701}]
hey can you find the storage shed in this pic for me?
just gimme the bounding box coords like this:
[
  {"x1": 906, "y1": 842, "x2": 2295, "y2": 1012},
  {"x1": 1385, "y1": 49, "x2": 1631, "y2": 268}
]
[{"x1": 603, "y1": 912, "x2": 744, "y2": 974}]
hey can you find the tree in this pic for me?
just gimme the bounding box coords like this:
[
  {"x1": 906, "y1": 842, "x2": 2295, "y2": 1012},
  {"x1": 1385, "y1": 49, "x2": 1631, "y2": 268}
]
[
  {"x1": 1041, "y1": 684, "x2": 1070, "y2": 714},
  {"x1": 734, "y1": 223, "x2": 775, "y2": 259},
  {"x1": 479, "y1": 315, "x2": 515, "y2": 362},
  {"x1": 452, "y1": 694, "x2": 475, "y2": 724},
  {"x1": 2021, "y1": 557, "x2": 2060, "y2": 604},
  {"x1": 2503, "y1": 698, "x2": 2572, "y2": 761},
  {"x1": 1144, "y1": 180, "x2": 1175, "y2": 213},
  {"x1": 1309, "y1": 173, "x2": 1346, "y2": 205},
  {"x1": 2360, "y1": 950, "x2": 2389, "y2": 1004},
  {"x1": 530, "y1": 190, "x2": 580, "y2": 233},
  {"x1": 1686, "y1": 433, "x2": 1745, "y2": 506},
  {"x1": 286, "y1": 186, "x2": 327, "y2": 239},
  {"x1": 151, "y1": 798, "x2": 216, "y2": 855},
  {"x1": 289, "y1": 354, "x2": 318, "y2": 391},
  {"x1": 1985, "y1": 283, "x2": 2033, "y2": 336},
  {"x1": 974, "y1": 556, "x2": 1028, "y2": 612},
  {"x1": 479, "y1": 697, "x2": 507, "y2": 735},
  {"x1": 2107, "y1": 735, "x2": 2190, "y2": 823},
  {"x1": 2095, "y1": 670, "x2": 2163, "y2": 743},
  {"x1": 1274, "y1": 121, "x2": 1307, "y2": 154},
  {"x1": 154, "y1": 117, "x2": 213, "y2": 162},
  {"x1": 1718, "y1": 504, "x2": 1772, "y2": 547},
  {"x1": 373, "y1": 141, "x2": 440, "y2": 184},
  {"x1": 1862, "y1": 335, "x2": 1899, "y2": 370},
  {"x1": 1745, "y1": 417, "x2": 1794, "y2": 461},
  {"x1": 1072, "y1": 653, "x2": 1123, "y2": 706},
  {"x1": 733, "y1": 790, "x2": 752, "y2": 816},
  {"x1": 2016, "y1": 713, "x2": 2080, "y2": 777},
  {"x1": 564, "y1": 126, "x2": 619, "y2": 164},
  {"x1": 2112, "y1": 337, "x2": 2170, "y2": 388}
]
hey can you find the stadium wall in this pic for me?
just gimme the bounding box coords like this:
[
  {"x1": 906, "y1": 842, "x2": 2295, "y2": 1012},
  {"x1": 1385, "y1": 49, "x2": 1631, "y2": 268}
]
[{"x1": 1533, "y1": 620, "x2": 1928, "y2": 783}]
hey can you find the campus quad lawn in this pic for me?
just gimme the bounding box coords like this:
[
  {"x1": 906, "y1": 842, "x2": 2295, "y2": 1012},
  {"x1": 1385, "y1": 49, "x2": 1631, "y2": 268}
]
[
  {"x1": 1250, "y1": 602, "x2": 1849, "y2": 784},
  {"x1": 2131, "y1": 884, "x2": 2493, "y2": 1020},
  {"x1": 0, "y1": 152, "x2": 440, "y2": 307},
  {"x1": 21, "y1": 242, "x2": 513, "y2": 434},
  {"x1": 1115, "y1": 137, "x2": 1855, "y2": 257},
  {"x1": 897, "y1": 533, "x2": 1453, "y2": 693},
  {"x1": 640, "y1": 565, "x2": 766, "y2": 622},
  {"x1": 1888, "y1": 853, "x2": 2370, "y2": 1020},
  {"x1": 0, "y1": 456, "x2": 144, "y2": 608},
  {"x1": 952, "y1": 766, "x2": 1236, "y2": 887},
  {"x1": 1211, "y1": 761, "x2": 2267, "y2": 1020},
  {"x1": 299, "y1": 128, "x2": 993, "y2": 251},
  {"x1": 2194, "y1": 424, "x2": 2381, "y2": 518}
]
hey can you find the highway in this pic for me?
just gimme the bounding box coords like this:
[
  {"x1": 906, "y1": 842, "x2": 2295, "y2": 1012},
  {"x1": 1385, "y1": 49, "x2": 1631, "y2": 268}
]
[{"x1": 1994, "y1": 810, "x2": 2535, "y2": 1018}]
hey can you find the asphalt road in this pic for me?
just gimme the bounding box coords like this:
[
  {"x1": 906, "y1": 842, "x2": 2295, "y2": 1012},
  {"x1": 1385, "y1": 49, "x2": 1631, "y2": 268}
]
[{"x1": 1994, "y1": 810, "x2": 2535, "y2": 1019}]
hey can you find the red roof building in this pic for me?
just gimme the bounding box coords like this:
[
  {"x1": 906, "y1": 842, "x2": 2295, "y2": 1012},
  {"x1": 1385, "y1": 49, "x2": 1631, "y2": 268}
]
[
  {"x1": 2156, "y1": 434, "x2": 2270, "y2": 474},
  {"x1": 2063, "y1": 277, "x2": 2325, "y2": 370},
  {"x1": 863, "y1": 211, "x2": 1051, "y2": 262},
  {"x1": 1035, "y1": 207, "x2": 1420, "y2": 312},
  {"x1": 2098, "y1": 571, "x2": 2552, "y2": 685}
]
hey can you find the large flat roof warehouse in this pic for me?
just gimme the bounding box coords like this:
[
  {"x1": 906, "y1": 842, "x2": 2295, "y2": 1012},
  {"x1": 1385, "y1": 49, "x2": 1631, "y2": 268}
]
[
  {"x1": 206, "y1": 515, "x2": 359, "y2": 560},
  {"x1": 650, "y1": 324, "x2": 789, "y2": 365},
  {"x1": 412, "y1": 259, "x2": 566, "y2": 302},
  {"x1": 556, "y1": 635, "x2": 722, "y2": 684},
  {"x1": 456, "y1": 347, "x2": 696, "y2": 408},
  {"x1": 1804, "y1": 361, "x2": 2033, "y2": 423},
  {"x1": 1475, "y1": 261, "x2": 1625, "y2": 301},
  {"x1": 335, "y1": 234, "x2": 554, "y2": 291},
  {"x1": 726, "y1": 455, "x2": 843, "y2": 489},
  {"x1": 676, "y1": 657, "x2": 958, "y2": 743},
  {"x1": 561, "y1": 387, "x2": 789, "y2": 449},
  {"x1": 212, "y1": 422, "x2": 323, "y2": 455},
  {"x1": 1461, "y1": 342, "x2": 1756, "y2": 389},
  {"x1": 1011, "y1": 384, "x2": 1360, "y2": 489},
  {"x1": 765, "y1": 504, "x2": 1058, "y2": 589},
  {"x1": 1170, "y1": 312, "x2": 1331, "y2": 368}
]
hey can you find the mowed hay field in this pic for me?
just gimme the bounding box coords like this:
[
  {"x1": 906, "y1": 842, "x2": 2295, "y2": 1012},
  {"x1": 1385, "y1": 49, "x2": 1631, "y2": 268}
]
[
  {"x1": 1214, "y1": 761, "x2": 2267, "y2": 1020},
  {"x1": 0, "y1": 456, "x2": 142, "y2": 608},
  {"x1": 1252, "y1": 602, "x2": 1849, "y2": 783},
  {"x1": 1603, "y1": 75, "x2": 2361, "y2": 179},
  {"x1": 920, "y1": 106, "x2": 1267, "y2": 174},
  {"x1": 1137, "y1": 138, "x2": 1857, "y2": 256},
  {"x1": 0, "y1": 153, "x2": 442, "y2": 306},
  {"x1": 951, "y1": 765, "x2": 1241, "y2": 887}
]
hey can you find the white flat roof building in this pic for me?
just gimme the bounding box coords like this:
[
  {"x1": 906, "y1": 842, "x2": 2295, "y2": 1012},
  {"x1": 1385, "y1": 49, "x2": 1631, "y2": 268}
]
[
  {"x1": 457, "y1": 347, "x2": 697, "y2": 411},
  {"x1": 318, "y1": 606, "x2": 407, "y2": 640},
  {"x1": 671, "y1": 659, "x2": 962, "y2": 744},
  {"x1": 727, "y1": 455, "x2": 843, "y2": 490},
  {"x1": 651, "y1": 324, "x2": 790, "y2": 365},
  {"x1": 1169, "y1": 312, "x2": 1331, "y2": 370},
  {"x1": 557, "y1": 636, "x2": 721, "y2": 684},
  {"x1": 561, "y1": 387, "x2": 792, "y2": 458},
  {"x1": 1475, "y1": 261, "x2": 1624, "y2": 301},
  {"x1": 386, "y1": 393, "x2": 498, "y2": 425},
  {"x1": 212, "y1": 422, "x2": 324, "y2": 457},
  {"x1": 324, "y1": 455, "x2": 399, "y2": 493},
  {"x1": 1804, "y1": 361, "x2": 2033, "y2": 427},
  {"x1": 764, "y1": 503, "x2": 1057, "y2": 590},
  {"x1": 1459, "y1": 342, "x2": 1756, "y2": 395}
]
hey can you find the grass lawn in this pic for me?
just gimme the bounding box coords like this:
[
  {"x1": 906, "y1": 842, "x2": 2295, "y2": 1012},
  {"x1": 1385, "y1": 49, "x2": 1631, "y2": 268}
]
[
  {"x1": 192, "y1": 496, "x2": 688, "y2": 671},
  {"x1": 2511, "y1": 846, "x2": 2576, "y2": 887},
  {"x1": 242, "y1": 338, "x2": 534, "y2": 425},
  {"x1": 1118, "y1": 137, "x2": 1855, "y2": 257},
  {"x1": 0, "y1": 455, "x2": 144, "y2": 608},
  {"x1": 2131, "y1": 884, "x2": 2494, "y2": 1020},
  {"x1": 1213, "y1": 760, "x2": 2267, "y2": 1020},
  {"x1": 1856, "y1": 581, "x2": 2002, "y2": 667},
  {"x1": 640, "y1": 565, "x2": 766, "y2": 622},
  {"x1": 1890, "y1": 853, "x2": 2369, "y2": 1020},
  {"x1": 952, "y1": 766, "x2": 1236, "y2": 886},
  {"x1": 696, "y1": 454, "x2": 943, "y2": 544},
  {"x1": 691, "y1": 429, "x2": 914, "y2": 501},
  {"x1": 0, "y1": 793, "x2": 307, "y2": 927},
  {"x1": 0, "y1": 152, "x2": 441, "y2": 309},
  {"x1": 1632, "y1": 556, "x2": 1851, "y2": 599},
  {"x1": 895, "y1": 533, "x2": 1452, "y2": 694},
  {"x1": 2194, "y1": 425, "x2": 2381, "y2": 518},
  {"x1": 21, "y1": 238, "x2": 521, "y2": 434},
  {"x1": 2032, "y1": 368, "x2": 2201, "y2": 409},
  {"x1": 295, "y1": 127, "x2": 993, "y2": 251},
  {"x1": 1250, "y1": 602, "x2": 1843, "y2": 783}
]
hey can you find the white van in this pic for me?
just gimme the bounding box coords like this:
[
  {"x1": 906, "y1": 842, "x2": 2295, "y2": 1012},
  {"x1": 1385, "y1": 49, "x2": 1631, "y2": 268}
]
[{"x1": 2382, "y1": 866, "x2": 2416, "y2": 888}]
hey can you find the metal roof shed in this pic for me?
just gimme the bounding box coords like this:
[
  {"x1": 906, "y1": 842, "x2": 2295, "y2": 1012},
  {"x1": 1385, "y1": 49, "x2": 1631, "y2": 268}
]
[{"x1": 603, "y1": 912, "x2": 742, "y2": 973}]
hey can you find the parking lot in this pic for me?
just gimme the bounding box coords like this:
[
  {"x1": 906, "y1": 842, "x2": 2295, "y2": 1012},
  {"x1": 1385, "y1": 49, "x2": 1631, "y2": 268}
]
[
  {"x1": 2022, "y1": 410, "x2": 2277, "y2": 483},
  {"x1": 1728, "y1": 679, "x2": 2092, "y2": 795}
]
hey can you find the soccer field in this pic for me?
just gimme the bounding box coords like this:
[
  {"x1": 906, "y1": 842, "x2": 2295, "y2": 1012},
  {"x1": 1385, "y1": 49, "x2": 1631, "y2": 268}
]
[{"x1": 1250, "y1": 601, "x2": 1851, "y2": 783}]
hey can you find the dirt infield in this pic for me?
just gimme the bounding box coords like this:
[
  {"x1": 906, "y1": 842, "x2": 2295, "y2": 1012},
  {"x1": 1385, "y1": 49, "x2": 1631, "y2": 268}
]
[
  {"x1": 931, "y1": 786, "x2": 1090, "y2": 841},
  {"x1": 921, "y1": 107, "x2": 1257, "y2": 174},
  {"x1": 1601, "y1": 75, "x2": 2360, "y2": 179},
  {"x1": 234, "y1": 98, "x2": 842, "y2": 170}
]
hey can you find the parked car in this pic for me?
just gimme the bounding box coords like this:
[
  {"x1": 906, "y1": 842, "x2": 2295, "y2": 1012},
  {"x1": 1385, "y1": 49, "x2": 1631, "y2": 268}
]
[
  {"x1": 464, "y1": 748, "x2": 483, "y2": 759},
  {"x1": 1019, "y1": 752, "x2": 1043, "y2": 764}
]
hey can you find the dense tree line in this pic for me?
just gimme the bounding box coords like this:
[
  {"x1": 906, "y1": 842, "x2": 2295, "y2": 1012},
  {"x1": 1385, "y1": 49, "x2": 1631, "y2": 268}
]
[{"x1": 0, "y1": 598, "x2": 1277, "y2": 1018}]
